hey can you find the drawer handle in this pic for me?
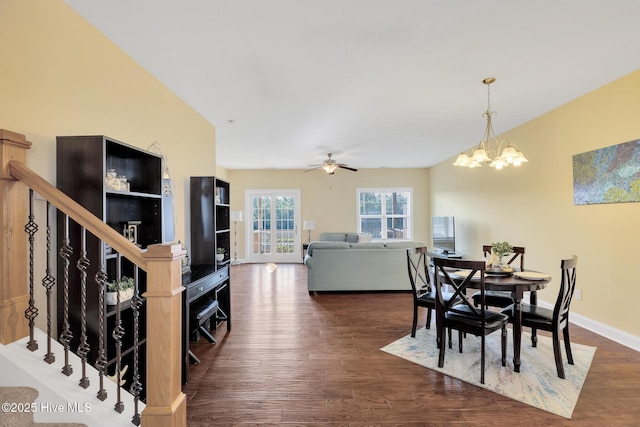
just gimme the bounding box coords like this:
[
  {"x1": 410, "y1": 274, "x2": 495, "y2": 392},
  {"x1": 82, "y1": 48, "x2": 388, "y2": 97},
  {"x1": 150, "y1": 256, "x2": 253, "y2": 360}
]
[{"x1": 198, "y1": 286, "x2": 203, "y2": 292}]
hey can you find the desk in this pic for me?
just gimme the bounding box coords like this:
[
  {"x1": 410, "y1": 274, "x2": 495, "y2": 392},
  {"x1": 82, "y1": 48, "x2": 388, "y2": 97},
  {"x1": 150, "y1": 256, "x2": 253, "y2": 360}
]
[
  {"x1": 181, "y1": 264, "x2": 231, "y2": 383},
  {"x1": 461, "y1": 272, "x2": 548, "y2": 373}
]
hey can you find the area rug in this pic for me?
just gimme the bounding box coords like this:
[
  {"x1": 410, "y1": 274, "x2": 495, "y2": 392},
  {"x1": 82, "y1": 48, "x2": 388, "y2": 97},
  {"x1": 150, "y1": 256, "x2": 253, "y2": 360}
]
[{"x1": 381, "y1": 327, "x2": 596, "y2": 419}]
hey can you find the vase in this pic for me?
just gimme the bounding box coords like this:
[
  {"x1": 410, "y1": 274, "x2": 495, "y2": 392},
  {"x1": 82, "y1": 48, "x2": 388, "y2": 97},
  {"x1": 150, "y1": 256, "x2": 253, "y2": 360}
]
[
  {"x1": 493, "y1": 255, "x2": 506, "y2": 270},
  {"x1": 216, "y1": 253, "x2": 224, "y2": 262},
  {"x1": 105, "y1": 288, "x2": 134, "y2": 305}
]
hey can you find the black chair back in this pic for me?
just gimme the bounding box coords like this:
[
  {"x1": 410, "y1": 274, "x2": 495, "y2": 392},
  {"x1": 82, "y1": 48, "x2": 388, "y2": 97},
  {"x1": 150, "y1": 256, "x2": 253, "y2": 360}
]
[
  {"x1": 433, "y1": 258, "x2": 486, "y2": 325},
  {"x1": 406, "y1": 247, "x2": 430, "y2": 295},
  {"x1": 483, "y1": 245, "x2": 525, "y2": 270},
  {"x1": 554, "y1": 256, "x2": 578, "y2": 329}
]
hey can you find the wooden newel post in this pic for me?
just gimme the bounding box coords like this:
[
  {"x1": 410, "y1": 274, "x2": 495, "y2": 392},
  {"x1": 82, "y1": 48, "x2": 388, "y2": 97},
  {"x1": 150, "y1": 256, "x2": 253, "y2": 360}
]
[
  {"x1": 141, "y1": 243, "x2": 187, "y2": 427},
  {"x1": 0, "y1": 130, "x2": 32, "y2": 344}
]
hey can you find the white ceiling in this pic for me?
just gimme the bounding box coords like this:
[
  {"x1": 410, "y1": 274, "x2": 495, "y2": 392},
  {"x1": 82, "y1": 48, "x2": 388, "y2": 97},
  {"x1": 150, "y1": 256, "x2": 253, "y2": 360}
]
[{"x1": 65, "y1": 0, "x2": 640, "y2": 170}]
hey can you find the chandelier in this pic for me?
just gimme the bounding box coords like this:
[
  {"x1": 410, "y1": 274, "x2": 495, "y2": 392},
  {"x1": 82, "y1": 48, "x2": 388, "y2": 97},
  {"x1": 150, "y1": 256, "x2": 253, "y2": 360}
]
[{"x1": 454, "y1": 77, "x2": 528, "y2": 170}]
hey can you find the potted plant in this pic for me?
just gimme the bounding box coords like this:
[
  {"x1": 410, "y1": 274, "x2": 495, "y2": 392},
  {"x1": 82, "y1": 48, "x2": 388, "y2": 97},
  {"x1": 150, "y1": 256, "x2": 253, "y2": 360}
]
[
  {"x1": 490, "y1": 241, "x2": 513, "y2": 271},
  {"x1": 216, "y1": 247, "x2": 225, "y2": 262},
  {"x1": 105, "y1": 276, "x2": 135, "y2": 305}
]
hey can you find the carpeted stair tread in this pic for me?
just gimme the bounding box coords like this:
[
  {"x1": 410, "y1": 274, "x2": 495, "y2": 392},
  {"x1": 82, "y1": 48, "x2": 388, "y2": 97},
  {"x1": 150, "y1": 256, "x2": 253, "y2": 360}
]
[{"x1": 0, "y1": 386, "x2": 86, "y2": 427}]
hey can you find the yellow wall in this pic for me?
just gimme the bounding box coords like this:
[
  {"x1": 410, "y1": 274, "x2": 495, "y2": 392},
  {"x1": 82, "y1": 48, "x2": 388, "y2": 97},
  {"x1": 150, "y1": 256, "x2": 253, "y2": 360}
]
[
  {"x1": 0, "y1": 0, "x2": 216, "y2": 243},
  {"x1": 227, "y1": 167, "x2": 430, "y2": 259},
  {"x1": 430, "y1": 70, "x2": 640, "y2": 339}
]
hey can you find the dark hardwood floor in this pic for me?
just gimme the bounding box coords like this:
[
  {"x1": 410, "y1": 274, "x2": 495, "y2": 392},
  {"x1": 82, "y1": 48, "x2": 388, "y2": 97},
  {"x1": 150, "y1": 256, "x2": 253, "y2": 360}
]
[{"x1": 183, "y1": 263, "x2": 640, "y2": 426}]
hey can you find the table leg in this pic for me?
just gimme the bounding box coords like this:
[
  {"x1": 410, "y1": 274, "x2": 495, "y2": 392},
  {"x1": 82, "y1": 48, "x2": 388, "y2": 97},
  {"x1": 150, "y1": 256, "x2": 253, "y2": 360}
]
[
  {"x1": 529, "y1": 290, "x2": 538, "y2": 347},
  {"x1": 512, "y1": 298, "x2": 522, "y2": 373}
]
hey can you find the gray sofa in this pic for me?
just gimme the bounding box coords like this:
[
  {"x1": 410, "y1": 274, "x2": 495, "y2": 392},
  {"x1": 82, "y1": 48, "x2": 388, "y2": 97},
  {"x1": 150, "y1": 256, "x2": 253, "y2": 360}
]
[{"x1": 303, "y1": 232, "x2": 424, "y2": 292}]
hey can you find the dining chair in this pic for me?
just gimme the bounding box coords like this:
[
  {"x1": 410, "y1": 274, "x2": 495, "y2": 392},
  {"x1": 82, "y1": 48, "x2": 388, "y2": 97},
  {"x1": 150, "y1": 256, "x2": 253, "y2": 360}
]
[
  {"x1": 433, "y1": 257, "x2": 508, "y2": 384},
  {"x1": 471, "y1": 245, "x2": 526, "y2": 308},
  {"x1": 502, "y1": 255, "x2": 578, "y2": 379},
  {"x1": 406, "y1": 247, "x2": 459, "y2": 342}
]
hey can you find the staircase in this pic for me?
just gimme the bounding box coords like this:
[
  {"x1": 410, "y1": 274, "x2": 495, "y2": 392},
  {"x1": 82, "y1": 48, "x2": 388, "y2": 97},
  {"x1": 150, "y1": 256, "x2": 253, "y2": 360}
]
[
  {"x1": 0, "y1": 130, "x2": 187, "y2": 426},
  {"x1": 1, "y1": 329, "x2": 142, "y2": 426}
]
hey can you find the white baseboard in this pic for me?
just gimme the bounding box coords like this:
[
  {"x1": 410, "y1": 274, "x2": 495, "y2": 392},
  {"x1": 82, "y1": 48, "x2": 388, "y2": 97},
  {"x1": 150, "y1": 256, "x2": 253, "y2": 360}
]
[{"x1": 534, "y1": 300, "x2": 640, "y2": 352}]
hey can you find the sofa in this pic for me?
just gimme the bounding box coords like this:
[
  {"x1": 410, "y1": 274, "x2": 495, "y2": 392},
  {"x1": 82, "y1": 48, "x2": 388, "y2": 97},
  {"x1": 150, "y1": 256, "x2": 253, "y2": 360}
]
[{"x1": 303, "y1": 232, "x2": 425, "y2": 293}]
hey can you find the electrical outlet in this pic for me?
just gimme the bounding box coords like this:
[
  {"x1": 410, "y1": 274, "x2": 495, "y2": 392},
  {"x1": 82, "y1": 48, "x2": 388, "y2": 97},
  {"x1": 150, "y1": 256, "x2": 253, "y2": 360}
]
[{"x1": 575, "y1": 289, "x2": 582, "y2": 301}]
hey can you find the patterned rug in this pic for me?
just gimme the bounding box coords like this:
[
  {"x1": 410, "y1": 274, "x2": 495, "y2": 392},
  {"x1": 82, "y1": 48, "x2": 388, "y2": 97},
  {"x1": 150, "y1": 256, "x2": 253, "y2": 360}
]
[{"x1": 381, "y1": 327, "x2": 596, "y2": 419}]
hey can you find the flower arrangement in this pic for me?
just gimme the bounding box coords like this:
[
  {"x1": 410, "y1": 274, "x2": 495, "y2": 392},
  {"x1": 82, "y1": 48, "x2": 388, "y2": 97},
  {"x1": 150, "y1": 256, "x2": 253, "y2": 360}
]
[
  {"x1": 106, "y1": 276, "x2": 135, "y2": 305},
  {"x1": 491, "y1": 241, "x2": 513, "y2": 257},
  {"x1": 106, "y1": 276, "x2": 134, "y2": 292},
  {"x1": 490, "y1": 241, "x2": 513, "y2": 270},
  {"x1": 216, "y1": 247, "x2": 225, "y2": 262}
]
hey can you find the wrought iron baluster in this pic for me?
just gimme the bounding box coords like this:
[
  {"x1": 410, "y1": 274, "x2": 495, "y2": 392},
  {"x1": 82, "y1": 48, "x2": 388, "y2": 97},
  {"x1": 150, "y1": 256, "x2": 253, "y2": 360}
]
[
  {"x1": 77, "y1": 227, "x2": 90, "y2": 389},
  {"x1": 42, "y1": 201, "x2": 55, "y2": 364},
  {"x1": 59, "y1": 214, "x2": 73, "y2": 376},
  {"x1": 95, "y1": 242, "x2": 108, "y2": 401},
  {"x1": 24, "y1": 189, "x2": 39, "y2": 351},
  {"x1": 112, "y1": 253, "x2": 125, "y2": 414},
  {"x1": 130, "y1": 266, "x2": 142, "y2": 425}
]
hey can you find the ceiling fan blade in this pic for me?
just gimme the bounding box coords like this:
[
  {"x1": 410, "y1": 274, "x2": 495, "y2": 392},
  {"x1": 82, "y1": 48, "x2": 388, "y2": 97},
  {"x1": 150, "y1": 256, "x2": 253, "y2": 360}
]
[
  {"x1": 304, "y1": 166, "x2": 321, "y2": 173},
  {"x1": 338, "y1": 164, "x2": 358, "y2": 172}
]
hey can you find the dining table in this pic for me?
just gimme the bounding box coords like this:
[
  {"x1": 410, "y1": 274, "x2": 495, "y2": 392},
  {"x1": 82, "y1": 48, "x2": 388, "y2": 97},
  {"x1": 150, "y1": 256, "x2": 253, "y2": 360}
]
[{"x1": 452, "y1": 269, "x2": 550, "y2": 373}]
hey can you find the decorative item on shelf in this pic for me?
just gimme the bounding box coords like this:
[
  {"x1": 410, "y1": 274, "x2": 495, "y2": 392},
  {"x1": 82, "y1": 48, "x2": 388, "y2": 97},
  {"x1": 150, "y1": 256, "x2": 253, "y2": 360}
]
[
  {"x1": 230, "y1": 210, "x2": 243, "y2": 265},
  {"x1": 122, "y1": 220, "x2": 142, "y2": 247},
  {"x1": 105, "y1": 276, "x2": 135, "y2": 305},
  {"x1": 179, "y1": 240, "x2": 190, "y2": 274},
  {"x1": 453, "y1": 77, "x2": 529, "y2": 170},
  {"x1": 215, "y1": 186, "x2": 225, "y2": 204},
  {"x1": 105, "y1": 168, "x2": 118, "y2": 189},
  {"x1": 303, "y1": 220, "x2": 315, "y2": 244},
  {"x1": 489, "y1": 241, "x2": 514, "y2": 273},
  {"x1": 105, "y1": 169, "x2": 131, "y2": 191},
  {"x1": 216, "y1": 247, "x2": 225, "y2": 262},
  {"x1": 117, "y1": 174, "x2": 130, "y2": 191}
]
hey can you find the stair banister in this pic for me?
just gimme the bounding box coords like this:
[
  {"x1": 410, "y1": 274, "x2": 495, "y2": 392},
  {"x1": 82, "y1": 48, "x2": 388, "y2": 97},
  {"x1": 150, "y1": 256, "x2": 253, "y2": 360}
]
[{"x1": 0, "y1": 130, "x2": 187, "y2": 426}]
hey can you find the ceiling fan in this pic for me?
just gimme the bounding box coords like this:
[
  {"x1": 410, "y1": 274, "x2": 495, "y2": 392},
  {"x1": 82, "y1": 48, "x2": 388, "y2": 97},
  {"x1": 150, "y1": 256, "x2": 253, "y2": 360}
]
[{"x1": 305, "y1": 153, "x2": 358, "y2": 175}]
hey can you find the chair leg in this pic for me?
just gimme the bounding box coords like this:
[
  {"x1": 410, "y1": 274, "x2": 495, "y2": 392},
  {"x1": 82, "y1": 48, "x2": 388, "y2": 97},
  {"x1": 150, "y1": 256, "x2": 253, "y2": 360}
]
[
  {"x1": 563, "y1": 326, "x2": 574, "y2": 365},
  {"x1": 531, "y1": 327, "x2": 538, "y2": 347},
  {"x1": 501, "y1": 326, "x2": 507, "y2": 367},
  {"x1": 438, "y1": 328, "x2": 447, "y2": 368},
  {"x1": 198, "y1": 326, "x2": 218, "y2": 344},
  {"x1": 480, "y1": 335, "x2": 485, "y2": 385},
  {"x1": 426, "y1": 308, "x2": 432, "y2": 329},
  {"x1": 552, "y1": 329, "x2": 566, "y2": 379},
  {"x1": 411, "y1": 305, "x2": 418, "y2": 337},
  {"x1": 458, "y1": 330, "x2": 463, "y2": 353},
  {"x1": 448, "y1": 328, "x2": 453, "y2": 349}
]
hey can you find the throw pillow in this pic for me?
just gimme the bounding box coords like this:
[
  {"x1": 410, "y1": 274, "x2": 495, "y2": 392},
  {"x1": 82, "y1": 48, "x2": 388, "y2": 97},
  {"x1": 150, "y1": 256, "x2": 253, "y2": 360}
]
[{"x1": 357, "y1": 233, "x2": 373, "y2": 243}]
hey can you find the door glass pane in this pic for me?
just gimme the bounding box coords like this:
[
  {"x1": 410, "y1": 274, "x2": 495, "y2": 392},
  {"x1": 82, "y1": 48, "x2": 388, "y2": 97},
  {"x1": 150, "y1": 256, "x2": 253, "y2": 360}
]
[
  {"x1": 252, "y1": 196, "x2": 271, "y2": 254},
  {"x1": 275, "y1": 196, "x2": 294, "y2": 254}
]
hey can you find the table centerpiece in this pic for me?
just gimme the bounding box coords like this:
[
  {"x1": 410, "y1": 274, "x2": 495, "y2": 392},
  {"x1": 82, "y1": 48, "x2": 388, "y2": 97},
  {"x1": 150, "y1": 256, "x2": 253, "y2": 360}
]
[{"x1": 488, "y1": 241, "x2": 514, "y2": 274}]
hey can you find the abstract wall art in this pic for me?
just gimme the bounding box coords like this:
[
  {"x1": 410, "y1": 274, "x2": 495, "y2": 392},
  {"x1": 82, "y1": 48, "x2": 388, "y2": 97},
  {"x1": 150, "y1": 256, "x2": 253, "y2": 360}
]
[{"x1": 573, "y1": 138, "x2": 640, "y2": 205}]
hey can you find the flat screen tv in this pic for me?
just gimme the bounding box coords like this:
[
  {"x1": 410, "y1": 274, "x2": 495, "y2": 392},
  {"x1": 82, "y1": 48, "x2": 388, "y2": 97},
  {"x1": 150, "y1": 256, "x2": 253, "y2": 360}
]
[{"x1": 432, "y1": 216, "x2": 456, "y2": 254}]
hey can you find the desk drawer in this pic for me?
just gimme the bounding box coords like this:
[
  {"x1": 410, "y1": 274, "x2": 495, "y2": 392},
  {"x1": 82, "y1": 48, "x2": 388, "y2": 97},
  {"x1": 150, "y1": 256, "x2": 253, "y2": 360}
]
[{"x1": 186, "y1": 267, "x2": 229, "y2": 303}]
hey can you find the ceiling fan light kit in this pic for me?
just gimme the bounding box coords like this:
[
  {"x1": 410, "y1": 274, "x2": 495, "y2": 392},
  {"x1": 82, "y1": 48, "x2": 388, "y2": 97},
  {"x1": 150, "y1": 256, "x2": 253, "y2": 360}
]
[
  {"x1": 454, "y1": 77, "x2": 529, "y2": 170},
  {"x1": 306, "y1": 153, "x2": 358, "y2": 175}
]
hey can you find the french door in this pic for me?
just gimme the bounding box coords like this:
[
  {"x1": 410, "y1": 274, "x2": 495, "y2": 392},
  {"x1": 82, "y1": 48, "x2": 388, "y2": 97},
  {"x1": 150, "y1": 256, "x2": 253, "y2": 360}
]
[{"x1": 245, "y1": 190, "x2": 301, "y2": 263}]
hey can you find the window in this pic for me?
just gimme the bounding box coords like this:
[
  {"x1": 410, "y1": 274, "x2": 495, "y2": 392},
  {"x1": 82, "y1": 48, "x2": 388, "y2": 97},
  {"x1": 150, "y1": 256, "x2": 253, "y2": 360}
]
[{"x1": 357, "y1": 188, "x2": 412, "y2": 240}]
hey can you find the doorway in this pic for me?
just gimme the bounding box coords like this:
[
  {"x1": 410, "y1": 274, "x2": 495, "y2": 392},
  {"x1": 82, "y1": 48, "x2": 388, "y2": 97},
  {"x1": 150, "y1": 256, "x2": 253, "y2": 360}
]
[{"x1": 245, "y1": 190, "x2": 301, "y2": 263}]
